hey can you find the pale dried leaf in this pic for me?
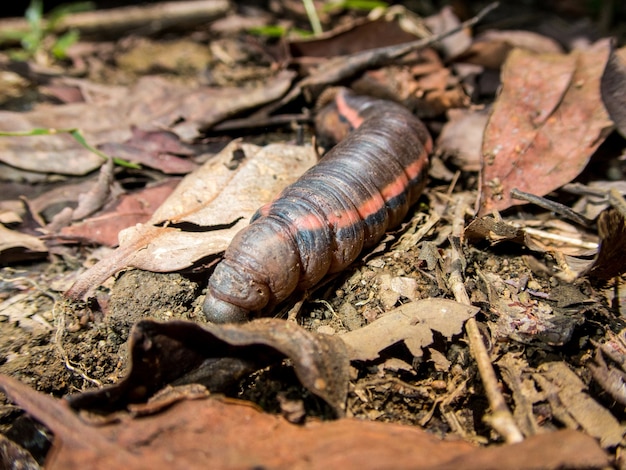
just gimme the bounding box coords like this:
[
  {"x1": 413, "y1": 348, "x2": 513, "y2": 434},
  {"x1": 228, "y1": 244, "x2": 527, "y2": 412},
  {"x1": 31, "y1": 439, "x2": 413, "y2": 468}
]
[
  {"x1": 342, "y1": 299, "x2": 478, "y2": 361},
  {"x1": 66, "y1": 142, "x2": 316, "y2": 300}
]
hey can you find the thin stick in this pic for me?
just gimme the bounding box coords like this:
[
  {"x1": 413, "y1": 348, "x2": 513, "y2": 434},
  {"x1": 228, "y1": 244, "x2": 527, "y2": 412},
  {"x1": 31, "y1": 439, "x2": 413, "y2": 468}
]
[
  {"x1": 448, "y1": 203, "x2": 524, "y2": 444},
  {"x1": 510, "y1": 188, "x2": 592, "y2": 227},
  {"x1": 0, "y1": 0, "x2": 230, "y2": 39}
]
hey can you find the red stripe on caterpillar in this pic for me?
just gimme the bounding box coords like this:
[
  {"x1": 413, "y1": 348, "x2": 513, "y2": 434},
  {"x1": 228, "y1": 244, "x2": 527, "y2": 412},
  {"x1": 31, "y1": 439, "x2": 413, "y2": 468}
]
[{"x1": 203, "y1": 88, "x2": 432, "y2": 323}]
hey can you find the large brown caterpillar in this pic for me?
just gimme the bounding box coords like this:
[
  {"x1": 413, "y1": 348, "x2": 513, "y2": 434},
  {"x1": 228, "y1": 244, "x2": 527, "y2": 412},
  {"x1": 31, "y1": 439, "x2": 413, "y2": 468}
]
[{"x1": 203, "y1": 88, "x2": 432, "y2": 323}]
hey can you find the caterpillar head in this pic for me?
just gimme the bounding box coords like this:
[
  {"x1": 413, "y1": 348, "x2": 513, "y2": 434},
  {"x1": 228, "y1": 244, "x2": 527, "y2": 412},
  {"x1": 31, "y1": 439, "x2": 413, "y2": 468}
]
[
  {"x1": 203, "y1": 259, "x2": 270, "y2": 323},
  {"x1": 203, "y1": 291, "x2": 250, "y2": 323}
]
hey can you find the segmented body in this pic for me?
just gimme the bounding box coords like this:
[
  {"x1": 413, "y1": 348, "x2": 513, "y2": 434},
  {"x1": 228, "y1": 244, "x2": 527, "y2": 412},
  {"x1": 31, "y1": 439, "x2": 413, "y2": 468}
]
[{"x1": 203, "y1": 89, "x2": 432, "y2": 323}]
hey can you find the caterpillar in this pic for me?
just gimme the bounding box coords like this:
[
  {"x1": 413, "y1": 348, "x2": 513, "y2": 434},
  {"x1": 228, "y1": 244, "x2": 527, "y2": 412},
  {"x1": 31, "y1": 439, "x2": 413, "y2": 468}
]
[{"x1": 203, "y1": 88, "x2": 432, "y2": 323}]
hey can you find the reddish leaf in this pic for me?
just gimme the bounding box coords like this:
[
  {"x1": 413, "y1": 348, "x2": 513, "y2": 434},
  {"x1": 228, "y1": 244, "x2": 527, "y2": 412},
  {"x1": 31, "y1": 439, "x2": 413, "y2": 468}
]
[
  {"x1": 480, "y1": 40, "x2": 614, "y2": 215},
  {"x1": 0, "y1": 374, "x2": 610, "y2": 470},
  {"x1": 56, "y1": 180, "x2": 180, "y2": 247}
]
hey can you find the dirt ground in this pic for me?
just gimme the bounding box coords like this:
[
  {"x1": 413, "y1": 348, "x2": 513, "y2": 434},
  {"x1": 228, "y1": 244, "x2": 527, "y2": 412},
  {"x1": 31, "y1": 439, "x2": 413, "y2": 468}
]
[{"x1": 0, "y1": 0, "x2": 625, "y2": 468}]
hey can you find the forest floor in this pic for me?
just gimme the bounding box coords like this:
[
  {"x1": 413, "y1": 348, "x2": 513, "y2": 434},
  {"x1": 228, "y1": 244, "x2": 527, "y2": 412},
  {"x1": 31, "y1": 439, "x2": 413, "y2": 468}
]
[{"x1": 0, "y1": 0, "x2": 625, "y2": 468}]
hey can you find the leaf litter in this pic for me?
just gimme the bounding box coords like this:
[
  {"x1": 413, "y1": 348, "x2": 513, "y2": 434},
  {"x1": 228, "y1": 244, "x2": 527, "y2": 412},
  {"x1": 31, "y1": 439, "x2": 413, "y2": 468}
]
[{"x1": 0, "y1": 1, "x2": 626, "y2": 468}]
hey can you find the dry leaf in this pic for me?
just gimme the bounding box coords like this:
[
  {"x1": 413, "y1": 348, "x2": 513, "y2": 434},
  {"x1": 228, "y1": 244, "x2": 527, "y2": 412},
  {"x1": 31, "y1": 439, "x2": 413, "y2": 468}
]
[
  {"x1": 0, "y1": 374, "x2": 610, "y2": 470},
  {"x1": 537, "y1": 361, "x2": 625, "y2": 448},
  {"x1": 458, "y1": 29, "x2": 563, "y2": 69},
  {"x1": 437, "y1": 108, "x2": 489, "y2": 172},
  {"x1": 480, "y1": 40, "x2": 614, "y2": 215},
  {"x1": 66, "y1": 142, "x2": 316, "y2": 300},
  {"x1": 341, "y1": 299, "x2": 478, "y2": 361},
  {"x1": 464, "y1": 215, "x2": 526, "y2": 245},
  {"x1": 584, "y1": 207, "x2": 626, "y2": 279},
  {"x1": 66, "y1": 318, "x2": 350, "y2": 417},
  {"x1": 601, "y1": 45, "x2": 626, "y2": 139},
  {"x1": 0, "y1": 71, "x2": 294, "y2": 175},
  {"x1": 0, "y1": 224, "x2": 47, "y2": 264},
  {"x1": 56, "y1": 180, "x2": 179, "y2": 247}
]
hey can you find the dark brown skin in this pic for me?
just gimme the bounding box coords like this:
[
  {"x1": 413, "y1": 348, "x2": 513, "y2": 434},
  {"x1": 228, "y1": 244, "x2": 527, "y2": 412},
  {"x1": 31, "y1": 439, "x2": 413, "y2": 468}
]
[{"x1": 203, "y1": 89, "x2": 432, "y2": 323}]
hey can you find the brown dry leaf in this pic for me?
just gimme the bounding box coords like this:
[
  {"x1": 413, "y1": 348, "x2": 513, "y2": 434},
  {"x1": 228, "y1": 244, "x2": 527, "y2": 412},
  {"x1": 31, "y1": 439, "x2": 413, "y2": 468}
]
[
  {"x1": 588, "y1": 330, "x2": 626, "y2": 407},
  {"x1": 0, "y1": 71, "x2": 294, "y2": 175},
  {"x1": 464, "y1": 215, "x2": 526, "y2": 244},
  {"x1": 288, "y1": 16, "x2": 420, "y2": 62},
  {"x1": 458, "y1": 29, "x2": 564, "y2": 69},
  {"x1": 480, "y1": 40, "x2": 614, "y2": 215},
  {"x1": 536, "y1": 361, "x2": 625, "y2": 448},
  {"x1": 56, "y1": 180, "x2": 180, "y2": 247},
  {"x1": 351, "y1": 52, "x2": 469, "y2": 118},
  {"x1": 584, "y1": 206, "x2": 626, "y2": 280},
  {"x1": 66, "y1": 318, "x2": 350, "y2": 417},
  {"x1": 98, "y1": 127, "x2": 197, "y2": 174},
  {"x1": 438, "y1": 108, "x2": 490, "y2": 172},
  {"x1": 601, "y1": 45, "x2": 626, "y2": 139},
  {"x1": 66, "y1": 141, "x2": 316, "y2": 300},
  {"x1": 424, "y1": 6, "x2": 472, "y2": 59},
  {"x1": 0, "y1": 374, "x2": 610, "y2": 470},
  {"x1": 0, "y1": 223, "x2": 47, "y2": 264},
  {"x1": 496, "y1": 353, "x2": 541, "y2": 437},
  {"x1": 341, "y1": 299, "x2": 478, "y2": 361}
]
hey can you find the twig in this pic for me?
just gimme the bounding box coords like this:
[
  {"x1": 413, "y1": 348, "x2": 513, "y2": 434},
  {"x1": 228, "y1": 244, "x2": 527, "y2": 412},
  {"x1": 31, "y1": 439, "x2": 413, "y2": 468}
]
[
  {"x1": 0, "y1": 0, "x2": 230, "y2": 40},
  {"x1": 561, "y1": 183, "x2": 609, "y2": 199},
  {"x1": 521, "y1": 227, "x2": 598, "y2": 250},
  {"x1": 510, "y1": 188, "x2": 592, "y2": 227},
  {"x1": 447, "y1": 203, "x2": 524, "y2": 444}
]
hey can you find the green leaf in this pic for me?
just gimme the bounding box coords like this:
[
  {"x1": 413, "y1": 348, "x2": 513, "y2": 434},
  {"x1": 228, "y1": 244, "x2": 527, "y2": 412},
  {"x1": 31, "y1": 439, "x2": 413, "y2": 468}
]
[
  {"x1": 25, "y1": 0, "x2": 44, "y2": 29},
  {"x1": 323, "y1": 0, "x2": 388, "y2": 12},
  {"x1": 0, "y1": 30, "x2": 29, "y2": 42},
  {"x1": 52, "y1": 29, "x2": 79, "y2": 58},
  {"x1": 247, "y1": 25, "x2": 289, "y2": 37}
]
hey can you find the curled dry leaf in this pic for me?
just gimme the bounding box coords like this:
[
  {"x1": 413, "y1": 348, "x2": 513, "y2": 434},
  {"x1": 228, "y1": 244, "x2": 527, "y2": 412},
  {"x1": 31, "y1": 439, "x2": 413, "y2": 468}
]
[
  {"x1": 588, "y1": 329, "x2": 626, "y2": 407},
  {"x1": 480, "y1": 39, "x2": 614, "y2": 215},
  {"x1": 464, "y1": 215, "x2": 526, "y2": 245},
  {"x1": 65, "y1": 142, "x2": 316, "y2": 300},
  {"x1": 600, "y1": 45, "x2": 626, "y2": 139},
  {"x1": 0, "y1": 223, "x2": 47, "y2": 264},
  {"x1": 66, "y1": 318, "x2": 350, "y2": 417},
  {"x1": 583, "y1": 207, "x2": 626, "y2": 280},
  {"x1": 0, "y1": 373, "x2": 610, "y2": 470},
  {"x1": 341, "y1": 299, "x2": 478, "y2": 361}
]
